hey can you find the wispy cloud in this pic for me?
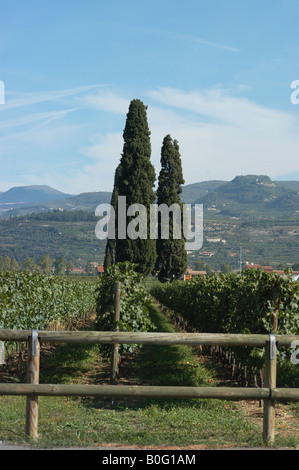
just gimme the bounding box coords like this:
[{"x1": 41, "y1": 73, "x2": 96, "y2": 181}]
[
  {"x1": 174, "y1": 33, "x2": 241, "y2": 52},
  {"x1": 138, "y1": 26, "x2": 241, "y2": 53},
  {"x1": 0, "y1": 107, "x2": 80, "y2": 132},
  {"x1": 1, "y1": 85, "x2": 106, "y2": 111},
  {"x1": 147, "y1": 86, "x2": 293, "y2": 126}
]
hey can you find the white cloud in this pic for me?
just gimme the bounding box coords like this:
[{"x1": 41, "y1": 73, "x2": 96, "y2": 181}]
[
  {"x1": 77, "y1": 91, "x2": 129, "y2": 114},
  {"x1": 146, "y1": 87, "x2": 299, "y2": 184}
]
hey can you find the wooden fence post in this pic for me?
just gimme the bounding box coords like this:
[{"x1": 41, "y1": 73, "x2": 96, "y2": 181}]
[
  {"x1": 263, "y1": 334, "x2": 277, "y2": 445},
  {"x1": 111, "y1": 282, "x2": 121, "y2": 387},
  {"x1": 25, "y1": 330, "x2": 40, "y2": 439}
]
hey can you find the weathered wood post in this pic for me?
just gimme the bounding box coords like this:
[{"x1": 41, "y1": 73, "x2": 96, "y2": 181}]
[
  {"x1": 263, "y1": 334, "x2": 277, "y2": 445},
  {"x1": 25, "y1": 330, "x2": 40, "y2": 439},
  {"x1": 263, "y1": 288, "x2": 279, "y2": 443},
  {"x1": 111, "y1": 282, "x2": 121, "y2": 386}
]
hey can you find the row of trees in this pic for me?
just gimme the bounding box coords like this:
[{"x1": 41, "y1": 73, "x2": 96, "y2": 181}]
[
  {"x1": 0, "y1": 255, "x2": 52, "y2": 273},
  {"x1": 0, "y1": 255, "x2": 96, "y2": 276},
  {"x1": 104, "y1": 99, "x2": 187, "y2": 281}
]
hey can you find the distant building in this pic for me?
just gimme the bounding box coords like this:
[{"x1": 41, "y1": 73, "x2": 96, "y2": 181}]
[
  {"x1": 245, "y1": 263, "x2": 299, "y2": 280},
  {"x1": 184, "y1": 268, "x2": 206, "y2": 280},
  {"x1": 199, "y1": 251, "x2": 215, "y2": 257},
  {"x1": 72, "y1": 268, "x2": 86, "y2": 275},
  {"x1": 96, "y1": 265, "x2": 105, "y2": 275}
]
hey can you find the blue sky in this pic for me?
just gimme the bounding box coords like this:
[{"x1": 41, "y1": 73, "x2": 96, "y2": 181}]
[{"x1": 1, "y1": 0, "x2": 299, "y2": 194}]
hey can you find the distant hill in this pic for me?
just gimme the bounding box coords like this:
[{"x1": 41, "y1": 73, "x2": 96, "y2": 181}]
[
  {"x1": 181, "y1": 180, "x2": 227, "y2": 203},
  {"x1": 196, "y1": 175, "x2": 299, "y2": 218},
  {"x1": 0, "y1": 185, "x2": 71, "y2": 204},
  {"x1": 1, "y1": 176, "x2": 298, "y2": 219},
  {"x1": 41, "y1": 191, "x2": 112, "y2": 211},
  {"x1": 274, "y1": 181, "x2": 299, "y2": 192},
  {"x1": 0, "y1": 186, "x2": 112, "y2": 218}
]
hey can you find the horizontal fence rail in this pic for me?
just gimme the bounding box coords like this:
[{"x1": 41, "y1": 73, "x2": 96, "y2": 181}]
[
  {"x1": 1, "y1": 329, "x2": 299, "y2": 347},
  {"x1": 0, "y1": 328, "x2": 298, "y2": 445},
  {"x1": 1, "y1": 383, "x2": 298, "y2": 401},
  {"x1": 0, "y1": 383, "x2": 271, "y2": 399}
]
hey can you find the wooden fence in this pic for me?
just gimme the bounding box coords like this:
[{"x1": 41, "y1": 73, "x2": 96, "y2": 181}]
[{"x1": 0, "y1": 327, "x2": 299, "y2": 445}]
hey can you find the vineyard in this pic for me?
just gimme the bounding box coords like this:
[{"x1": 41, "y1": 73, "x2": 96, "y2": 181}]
[
  {"x1": 0, "y1": 265, "x2": 298, "y2": 447},
  {"x1": 0, "y1": 271, "x2": 97, "y2": 331},
  {"x1": 0, "y1": 271, "x2": 97, "y2": 359},
  {"x1": 151, "y1": 269, "x2": 299, "y2": 384}
]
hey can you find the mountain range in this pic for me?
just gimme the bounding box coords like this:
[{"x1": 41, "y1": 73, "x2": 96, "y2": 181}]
[
  {"x1": 0, "y1": 186, "x2": 112, "y2": 218},
  {"x1": 0, "y1": 175, "x2": 299, "y2": 219},
  {"x1": 0, "y1": 185, "x2": 71, "y2": 204}
]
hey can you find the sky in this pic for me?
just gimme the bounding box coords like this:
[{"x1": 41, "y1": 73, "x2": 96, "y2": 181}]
[{"x1": 0, "y1": 0, "x2": 299, "y2": 195}]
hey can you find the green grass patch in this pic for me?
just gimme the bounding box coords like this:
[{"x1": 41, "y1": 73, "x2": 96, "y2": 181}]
[
  {"x1": 137, "y1": 304, "x2": 213, "y2": 387},
  {"x1": 0, "y1": 394, "x2": 263, "y2": 448}
]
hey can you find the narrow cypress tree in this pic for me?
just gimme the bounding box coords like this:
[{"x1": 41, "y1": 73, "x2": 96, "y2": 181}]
[
  {"x1": 103, "y1": 163, "x2": 121, "y2": 270},
  {"x1": 105, "y1": 99, "x2": 156, "y2": 275},
  {"x1": 155, "y1": 135, "x2": 188, "y2": 282}
]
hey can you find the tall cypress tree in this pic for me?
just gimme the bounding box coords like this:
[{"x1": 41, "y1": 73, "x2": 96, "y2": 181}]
[
  {"x1": 105, "y1": 99, "x2": 156, "y2": 275},
  {"x1": 155, "y1": 135, "x2": 188, "y2": 282},
  {"x1": 103, "y1": 163, "x2": 121, "y2": 270}
]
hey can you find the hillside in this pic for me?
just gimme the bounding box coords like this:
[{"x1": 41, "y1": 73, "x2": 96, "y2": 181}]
[
  {"x1": 275, "y1": 181, "x2": 299, "y2": 192},
  {"x1": 1, "y1": 177, "x2": 298, "y2": 220},
  {"x1": 0, "y1": 185, "x2": 71, "y2": 204},
  {"x1": 0, "y1": 189, "x2": 112, "y2": 218},
  {"x1": 0, "y1": 185, "x2": 72, "y2": 218},
  {"x1": 40, "y1": 191, "x2": 112, "y2": 211},
  {"x1": 181, "y1": 180, "x2": 227, "y2": 203},
  {"x1": 0, "y1": 210, "x2": 106, "y2": 267},
  {"x1": 0, "y1": 175, "x2": 298, "y2": 271},
  {"x1": 196, "y1": 175, "x2": 299, "y2": 218}
]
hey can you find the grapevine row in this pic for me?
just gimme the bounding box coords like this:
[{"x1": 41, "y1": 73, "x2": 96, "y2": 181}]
[
  {"x1": 151, "y1": 269, "x2": 299, "y2": 375},
  {"x1": 0, "y1": 271, "x2": 97, "y2": 331}
]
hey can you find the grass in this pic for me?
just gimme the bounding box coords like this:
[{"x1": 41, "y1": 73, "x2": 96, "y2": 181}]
[{"x1": 0, "y1": 302, "x2": 298, "y2": 449}]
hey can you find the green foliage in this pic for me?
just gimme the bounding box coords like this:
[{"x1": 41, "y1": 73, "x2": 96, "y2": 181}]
[
  {"x1": 95, "y1": 262, "x2": 154, "y2": 355},
  {"x1": 151, "y1": 269, "x2": 299, "y2": 373},
  {"x1": 155, "y1": 135, "x2": 188, "y2": 282},
  {"x1": 0, "y1": 271, "x2": 96, "y2": 330},
  {"x1": 0, "y1": 256, "x2": 19, "y2": 272},
  {"x1": 104, "y1": 164, "x2": 122, "y2": 270},
  {"x1": 108, "y1": 99, "x2": 157, "y2": 276},
  {"x1": 53, "y1": 256, "x2": 67, "y2": 275}
]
